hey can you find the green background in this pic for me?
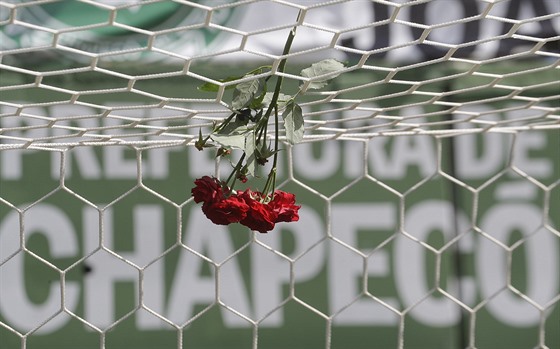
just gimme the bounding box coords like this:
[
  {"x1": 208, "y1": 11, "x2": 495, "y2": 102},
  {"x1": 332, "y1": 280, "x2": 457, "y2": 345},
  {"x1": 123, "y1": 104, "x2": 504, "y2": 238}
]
[{"x1": 0, "y1": 62, "x2": 559, "y2": 349}]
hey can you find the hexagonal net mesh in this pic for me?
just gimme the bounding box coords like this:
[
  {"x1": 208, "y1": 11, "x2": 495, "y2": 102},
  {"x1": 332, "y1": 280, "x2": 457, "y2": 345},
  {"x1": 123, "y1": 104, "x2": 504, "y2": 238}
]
[
  {"x1": 0, "y1": 1, "x2": 559, "y2": 349},
  {"x1": 1, "y1": 0, "x2": 559, "y2": 150}
]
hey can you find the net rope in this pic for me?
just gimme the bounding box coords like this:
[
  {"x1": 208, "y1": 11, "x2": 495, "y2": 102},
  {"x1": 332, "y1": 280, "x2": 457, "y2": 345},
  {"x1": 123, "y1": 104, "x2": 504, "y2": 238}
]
[
  {"x1": 0, "y1": 1, "x2": 559, "y2": 349},
  {"x1": 1, "y1": 135, "x2": 558, "y2": 348},
  {"x1": 0, "y1": 0, "x2": 558, "y2": 150}
]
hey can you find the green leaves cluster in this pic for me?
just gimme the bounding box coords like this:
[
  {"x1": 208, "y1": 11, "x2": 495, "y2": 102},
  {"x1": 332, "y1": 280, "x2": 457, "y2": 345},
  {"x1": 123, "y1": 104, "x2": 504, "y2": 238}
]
[{"x1": 195, "y1": 58, "x2": 345, "y2": 194}]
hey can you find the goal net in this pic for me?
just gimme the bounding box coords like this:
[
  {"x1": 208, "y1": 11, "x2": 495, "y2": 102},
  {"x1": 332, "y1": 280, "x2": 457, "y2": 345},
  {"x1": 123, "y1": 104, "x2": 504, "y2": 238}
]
[{"x1": 1, "y1": 1, "x2": 558, "y2": 348}]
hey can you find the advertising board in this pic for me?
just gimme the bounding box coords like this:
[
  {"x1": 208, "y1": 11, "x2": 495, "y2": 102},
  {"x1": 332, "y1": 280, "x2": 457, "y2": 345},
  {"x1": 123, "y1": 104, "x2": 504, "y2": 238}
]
[{"x1": 1, "y1": 66, "x2": 558, "y2": 348}]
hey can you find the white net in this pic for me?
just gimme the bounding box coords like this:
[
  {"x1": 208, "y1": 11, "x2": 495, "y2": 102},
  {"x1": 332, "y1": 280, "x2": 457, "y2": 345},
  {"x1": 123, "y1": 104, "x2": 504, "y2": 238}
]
[
  {"x1": 0, "y1": 0, "x2": 558, "y2": 149},
  {"x1": 0, "y1": 1, "x2": 559, "y2": 349}
]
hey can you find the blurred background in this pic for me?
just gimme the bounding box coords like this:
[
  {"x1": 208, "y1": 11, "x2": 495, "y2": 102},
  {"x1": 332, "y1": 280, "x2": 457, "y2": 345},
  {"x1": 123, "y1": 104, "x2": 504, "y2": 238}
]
[{"x1": 1, "y1": 1, "x2": 559, "y2": 348}]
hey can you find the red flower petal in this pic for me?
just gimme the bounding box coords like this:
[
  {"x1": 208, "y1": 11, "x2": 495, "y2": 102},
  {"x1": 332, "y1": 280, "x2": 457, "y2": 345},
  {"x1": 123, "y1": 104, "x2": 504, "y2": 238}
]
[
  {"x1": 270, "y1": 190, "x2": 300, "y2": 223},
  {"x1": 238, "y1": 190, "x2": 278, "y2": 233},
  {"x1": 202, "y1": 195, "x2": 249, "y2": 225},
  {"x1": 191, "y1": 176, "x2": 223, "y2": 204}
]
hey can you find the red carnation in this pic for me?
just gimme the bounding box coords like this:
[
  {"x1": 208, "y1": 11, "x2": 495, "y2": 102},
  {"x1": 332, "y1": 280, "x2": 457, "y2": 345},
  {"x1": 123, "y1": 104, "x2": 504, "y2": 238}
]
[
  {"x1": 202, "y1": 195, "x2": 249, "y2": 225},
  {"x1": 191, "y1": 176, "x2": 223, "y2": 204},
  {"x1": 238, "y1": 190, "x2": 278, "y2": 233},
  {"x1": 269, "y1": 190, "x2": 300, "y2": 222},
  {"x1": 191, "y1": 178, "x2": 300, "y2": 233}
]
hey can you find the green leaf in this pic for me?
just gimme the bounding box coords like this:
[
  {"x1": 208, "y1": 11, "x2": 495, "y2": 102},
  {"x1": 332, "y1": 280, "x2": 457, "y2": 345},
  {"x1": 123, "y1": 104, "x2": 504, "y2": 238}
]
[
  {"x1": 198, "y1": 76, "x2": 243, "y2": 92},
  {"x1": 262, "y1": 92, "x2": 292, "y2": 110},
  {"x1": 231, "y1": 75, "x2": 264, "y2": 110},
  {"x1": 282, "y1": 102, "x2": 304, "y2": 145},
  {"x1": 211, "y1": 134, "x2": 246, "y2": 150},
  {"x1": 217, "y1": 115, "x2": 250, "y2": 135},
  {"x1": 244, "y1": 132, "x2": 257, "y2": 176},
  {"x1": 249, "y1": 82, "x2": 267, "y2": 109},
  {"x1": 300, "y1": 59, "x2": 345, "y2": 89}
]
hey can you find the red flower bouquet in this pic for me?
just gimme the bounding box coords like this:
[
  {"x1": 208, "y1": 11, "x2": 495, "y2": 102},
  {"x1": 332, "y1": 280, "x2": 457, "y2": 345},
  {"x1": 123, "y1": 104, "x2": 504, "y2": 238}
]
[{"x1": 191, "y1": 178, "x2": 300, "y2": 233}]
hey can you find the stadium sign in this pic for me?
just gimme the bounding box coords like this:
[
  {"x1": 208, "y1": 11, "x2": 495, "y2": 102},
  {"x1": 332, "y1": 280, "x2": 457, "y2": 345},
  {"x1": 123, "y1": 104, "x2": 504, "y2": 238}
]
[
  {"x1": 0, "y1": 70, "x2": 558, "y2": 348},
  {"x1": 1, "y1": 0, "x2": 558, "y2": 62},
  {"x1": 0, "y1": 0, "x2": 242, "y2": 61}
]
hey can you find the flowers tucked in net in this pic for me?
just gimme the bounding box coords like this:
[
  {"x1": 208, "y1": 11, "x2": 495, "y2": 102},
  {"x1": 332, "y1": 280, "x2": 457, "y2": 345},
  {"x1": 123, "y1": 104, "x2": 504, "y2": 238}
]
[{"x1": 190, "y1": 23, "x2": 344, "y2": 233}]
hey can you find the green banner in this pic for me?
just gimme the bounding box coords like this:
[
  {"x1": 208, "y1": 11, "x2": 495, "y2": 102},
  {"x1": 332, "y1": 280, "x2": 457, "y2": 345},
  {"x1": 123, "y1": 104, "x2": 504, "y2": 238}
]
[{"x1": 0, "y1": 64, "x2": 558, "y2": 349}]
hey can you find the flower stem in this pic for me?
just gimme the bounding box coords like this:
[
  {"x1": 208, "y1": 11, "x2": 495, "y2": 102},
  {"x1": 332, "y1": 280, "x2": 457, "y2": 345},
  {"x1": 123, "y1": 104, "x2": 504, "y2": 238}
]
[
  {"x1": 199, "y1": 111, "x2": 237, "y2": 147},
  {"x1": 263, "y1": 23, "x2": 298, "y2": 122},
  {"x1": 215, "y1": 112, "x2": 237, "y2": 133},
  {"x1": 256, "y1": 115, "x2": 268, "y2": 145},
  {"x1": 271, "y1": 105, "x2": 279, "y2": 189},
  {"x1": 259, "y1": 13, "x2": 299, "y2": 197},
  {"x1": 225, "y1": 152, "x2": 246, "y2": 189}
]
